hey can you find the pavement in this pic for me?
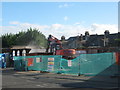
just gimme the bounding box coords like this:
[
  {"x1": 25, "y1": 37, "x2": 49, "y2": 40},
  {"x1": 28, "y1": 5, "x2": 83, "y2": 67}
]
[{"x1": 1, "y1": 68, "x2": 120, "y2": 89}]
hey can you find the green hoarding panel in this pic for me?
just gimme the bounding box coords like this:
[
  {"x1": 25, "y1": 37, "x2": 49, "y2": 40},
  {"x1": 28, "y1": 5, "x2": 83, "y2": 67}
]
[
  {"x1": 13, "y1": 55, "x2": 62, "y2": 72},
  {"x1": 79, "y1": 53, "x2": 117, "y2": 76},
  {"x1": 60, "y1": 57, "x2": 80, "y2": 75},
  {"x1": 42, "y1": 55, "x2": 62, "y2": 73},
  {"x1": 13, "y1": 53, "x2": 117, "y2": 76}
]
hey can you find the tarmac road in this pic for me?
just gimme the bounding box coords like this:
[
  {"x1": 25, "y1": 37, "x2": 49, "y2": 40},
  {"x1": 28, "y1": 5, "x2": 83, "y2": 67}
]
[{"x1": 1, "y1": 68, "x2": 120, "y2": 90}]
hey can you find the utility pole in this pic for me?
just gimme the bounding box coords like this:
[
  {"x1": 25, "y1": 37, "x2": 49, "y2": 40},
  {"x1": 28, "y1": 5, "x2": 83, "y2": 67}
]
[{"x1": 102, "y1": 36, "x2": 109, "y2": 47}]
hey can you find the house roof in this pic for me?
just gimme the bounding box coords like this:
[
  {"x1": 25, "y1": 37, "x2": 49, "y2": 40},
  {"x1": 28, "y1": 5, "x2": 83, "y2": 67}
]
[
  {"x1": 11, "y1": 46, "x2": 31, "y2": 49},
  {"x1": 11, "y1": 45, "x2": 44, "y2": 49},
  {"x1": 29, "y1": 49, "x2": 46, "y2": 53},
  {"x1": 67, "y1": 32, "x2": 119, "y2": 48}
]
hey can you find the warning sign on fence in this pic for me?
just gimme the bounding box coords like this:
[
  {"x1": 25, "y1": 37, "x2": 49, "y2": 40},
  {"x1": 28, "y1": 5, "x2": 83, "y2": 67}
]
[
  {"x1": 48, "y1": 58, "x2": 54, "y2": 71},
  {"x1": 36, "y1": 58, "x2": 40, "y2": 63},
  {"x1": 36, "y1": 57, "x2": 42, "y2": 63},
  {"x1": 48, "y1": 58, "x2": 54, "y2": 61},
  {"x1": 27, "y1": 58, "x2": 34, "y2": 66},
  {"x1": 68, "y1": 60, "x2": 72, "y2": 67}
]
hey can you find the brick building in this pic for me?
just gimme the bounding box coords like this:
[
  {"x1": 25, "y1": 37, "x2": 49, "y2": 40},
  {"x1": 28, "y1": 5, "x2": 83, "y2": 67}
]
[{"x1": 61, "y1": 30, "x2": 120, "y2": 50}]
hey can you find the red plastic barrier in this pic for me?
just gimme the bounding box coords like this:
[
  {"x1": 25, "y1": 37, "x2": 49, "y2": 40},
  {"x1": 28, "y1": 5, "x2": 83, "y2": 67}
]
[{"x1": 115, "y1": 52, "x2": 120, "y2": 65}]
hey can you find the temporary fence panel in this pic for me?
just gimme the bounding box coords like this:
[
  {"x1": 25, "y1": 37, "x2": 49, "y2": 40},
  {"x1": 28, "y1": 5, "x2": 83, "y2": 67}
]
[
  {"x1": 42, "y1": 55, "x2": 62, "y2": 73},
  {"x1": 27, "y1": 56, "x2": 36, "y2": 71},
  {"x1": 13, "y1": 55, "x2": 62, "y2": 72},
  {"x1": 53, "y1": 55, "x2": 62, "y2": 73},
  {"x1": 33, "y1": 56, "x2": 42, "y2": 71},
  {"x1": 27, "y1": 55, "x2": 62, "y2": 72},
  {"x1": 79, "y1": 53, "x2": 117, "y2": 76},
  {"x1": 14, "y1": 56, "x2": 25, "y2": 71},
  {"x1": 21, "y1": 58, "x2": 27, "y2": 71},
  {"x1": 14, "y1": 60, "x2": 22, "y2": 71},
  {"x1": 13, "y1": 53, "x2": 118, "y2": 76},
  {"x1": 60, "y1": 57, "x2": 80, "y2": 75},
  {"x1": 21, "y1": 56, "x2": 40, "y2": 71},
  {"x1": 14, "y1": 56, "x2": 38, "y2": 71},
  {"x1": 14, "y1": 56, "x2": 43, "y2": 71}
]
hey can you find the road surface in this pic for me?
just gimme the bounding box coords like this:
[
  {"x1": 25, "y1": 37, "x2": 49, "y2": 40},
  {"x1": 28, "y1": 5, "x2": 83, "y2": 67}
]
[{"x1": 1, "y1": 68, "x2": 119, "y2": 89}]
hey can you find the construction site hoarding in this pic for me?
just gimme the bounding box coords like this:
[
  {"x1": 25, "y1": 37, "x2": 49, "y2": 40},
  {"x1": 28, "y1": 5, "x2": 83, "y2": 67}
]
[{"x1": 13, "y1": 52, "x2": 119, "y2": 76}]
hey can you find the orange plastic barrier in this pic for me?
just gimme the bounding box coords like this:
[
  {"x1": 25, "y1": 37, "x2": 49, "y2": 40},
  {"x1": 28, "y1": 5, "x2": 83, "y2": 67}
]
[
  {"x1": 115, "y1": 52, "x2": 120, "y2": 65},
  {"x1": 56, "y1": 49, "x2": 76, "y2": 56}
]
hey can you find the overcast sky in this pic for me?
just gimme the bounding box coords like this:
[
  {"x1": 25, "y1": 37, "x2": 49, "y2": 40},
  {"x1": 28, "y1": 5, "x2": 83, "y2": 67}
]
[{"x1": 1, "y1": 2, "x2": 118, "y2": 39}]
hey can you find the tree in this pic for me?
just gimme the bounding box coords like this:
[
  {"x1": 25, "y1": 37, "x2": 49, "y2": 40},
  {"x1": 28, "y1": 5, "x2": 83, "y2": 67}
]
[{"x1": 1, "y1": 28, "x2": 47, "y2": 48}]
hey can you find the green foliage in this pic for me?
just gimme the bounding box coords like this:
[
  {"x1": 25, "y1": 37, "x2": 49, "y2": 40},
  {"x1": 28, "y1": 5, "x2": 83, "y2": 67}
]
[
  {"x1": 115, "y1": 38, "x2": 120, "y2": 41},
  {"x1": 1, "y1": 28, "x2": 47, "y2": 48},
  {"x1": 108, "y1": 38, "x2": 120, "y2": 47},
  {"x1": 115, "y1": 38, "x2": 120, "y2": 46}
]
